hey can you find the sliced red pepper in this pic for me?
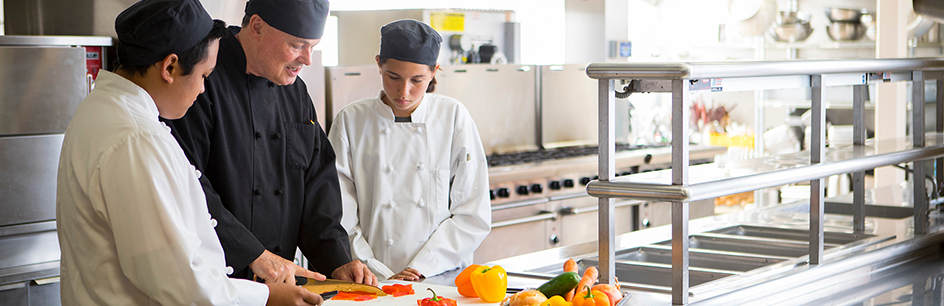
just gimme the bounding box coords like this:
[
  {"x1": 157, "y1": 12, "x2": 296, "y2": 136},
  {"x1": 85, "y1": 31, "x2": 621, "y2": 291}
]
[
  {"x1": 333, "y1": 291, "x2": 378, "y2": 301},
  {"x1": 383, "y1": 284, "x2": 415, "y2": 297}
]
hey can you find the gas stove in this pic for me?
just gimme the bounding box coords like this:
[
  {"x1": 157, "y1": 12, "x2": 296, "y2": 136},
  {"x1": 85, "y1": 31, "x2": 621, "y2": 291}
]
[
  {"x1": 474, "y1": 144, "x2": 727, "y2": 263},
  {"x1": 485, "y1": 144, "x2": 726, "y2": 205}
]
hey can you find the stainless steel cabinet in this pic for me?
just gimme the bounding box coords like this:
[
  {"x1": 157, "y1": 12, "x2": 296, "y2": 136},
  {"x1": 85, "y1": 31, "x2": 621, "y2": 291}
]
[{"x1": 474, "y1": 201, "x2": 558, "y2": 263}]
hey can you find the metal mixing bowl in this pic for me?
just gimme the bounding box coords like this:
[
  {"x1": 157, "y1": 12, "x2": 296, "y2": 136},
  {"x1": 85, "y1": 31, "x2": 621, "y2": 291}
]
[
  {"x1": 770, "y1": 11, "x2": 813, "y2": 42},
  {"x1": 772, "y1": 23, "x2": 813, "y2": 42},
  {"x1": 825, "y1": 7, "x2": 865, "y2": 22},
  {"x1": 826, "y1": 22, "x2": 867, "y2": 41}
]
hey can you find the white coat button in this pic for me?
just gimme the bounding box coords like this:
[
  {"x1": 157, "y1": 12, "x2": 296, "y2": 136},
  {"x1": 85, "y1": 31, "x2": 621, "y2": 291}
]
[
  {"x1": 210, "y1": 218, "x2": 218, "y2": 228},
  {"x1": 194, "y1": 169, "x2": 202, "y2": 178},
  {"x1": 385, "y1": 165, "x2": 393, "y2": 173},
  {"x1": 381, "y1": 127, "x2": 389, "y2": 135},
  {"x1": 415, "y1": 127, "x2": 424, "y2": 134},
  {"x1": 386, "y1": 202, "x2": 394, "y2": 209},
  {"x1": 416, "y1": 163, "x2": 425, "y2": 171},
  {"x1": 225, "y1": 266, "x2": 234, "y2": 275},
  {"x1": 417, "y1": 199, "x2": 426, "y2": 208},
  {"x1": 385, "y1": 239, "x2": 394, "y2": 246}
]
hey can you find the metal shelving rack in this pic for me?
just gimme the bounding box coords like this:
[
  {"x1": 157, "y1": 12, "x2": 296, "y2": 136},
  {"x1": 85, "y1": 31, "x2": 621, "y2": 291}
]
[{"x1": 584, "y1": 58, "x2": 944, "y2": 304}]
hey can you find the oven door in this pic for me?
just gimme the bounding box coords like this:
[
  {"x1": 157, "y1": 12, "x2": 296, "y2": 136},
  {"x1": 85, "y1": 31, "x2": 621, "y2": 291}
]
[{"x1": 474, "y1": 199, "x2": 558, "y2": 263}]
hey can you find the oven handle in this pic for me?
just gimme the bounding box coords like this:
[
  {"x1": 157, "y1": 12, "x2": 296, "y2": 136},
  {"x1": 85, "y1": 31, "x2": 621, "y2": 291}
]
[
  {"x1": 491, "y1": 211, "x2": 557, "y2": 228},
  {"x1": 559, "y1": 200, "x2": 643, "y2": 215}
]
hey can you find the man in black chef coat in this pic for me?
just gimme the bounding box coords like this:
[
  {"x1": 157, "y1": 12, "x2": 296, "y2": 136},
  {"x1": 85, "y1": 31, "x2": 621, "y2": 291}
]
[{"x1": 164, "y1": 0, "x2": 377, "y2": 285}]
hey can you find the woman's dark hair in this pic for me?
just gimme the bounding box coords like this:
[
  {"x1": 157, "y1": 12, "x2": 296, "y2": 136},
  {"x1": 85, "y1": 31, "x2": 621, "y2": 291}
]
[
  {"x1": 379, "y1": 57, "x2": 438, "y2": 93},
  {"x1": 117, "y1": 19, "x2": 228, "y2": 77}
]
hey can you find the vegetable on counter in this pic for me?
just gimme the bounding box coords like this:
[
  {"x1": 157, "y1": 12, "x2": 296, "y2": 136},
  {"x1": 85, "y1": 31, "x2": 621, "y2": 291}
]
[
  {"x1": 470, "y1": 265, "x2": 508, "y2": 303},
  {"x1": 573, "y1": 266, "x2": 599, "y2": 297},
  {"x1": 591, "y1": 284, "x2": 621, "y2": 306},
  {"x1": 332, "y1": 291, "x2": 378, "y2": 301},
  {"x1": 381, "y1": 283, "x2": 415, "y2": 297},
  {"x1": 417, "y1": 288, "x2": 457, "y2": 306},
  {"x1": 563, "y1": 259, "x2": 578, "y2": 301},
  {"x1": 500, "y1": 289, "x2": 547, "y2": 306},
  {"x1": 454, "y1": 264, "x2": 481, "y2": 297},
  {"x1": 572, "y1": 286, "x2": 609, "y2": 306},
  {"x1": 536, "y1": 272, "x2": 580, "y2": 298},
  {"x1": 540, "y1": 295, "x2": 573, "y2": 306}
]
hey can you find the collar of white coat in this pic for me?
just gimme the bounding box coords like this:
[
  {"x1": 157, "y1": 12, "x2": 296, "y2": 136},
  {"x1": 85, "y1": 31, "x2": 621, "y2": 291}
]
[
  {"x1": 94, "y1": 70, "x2": 161, "y2": 119},
  {"x1": 374, "y1": 90, "x2": 430, "y2": 123}
]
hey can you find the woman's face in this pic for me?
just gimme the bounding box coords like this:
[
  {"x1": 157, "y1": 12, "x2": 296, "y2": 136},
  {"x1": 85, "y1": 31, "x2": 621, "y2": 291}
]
[{"x1": 376, "y1": 56, "x2": 438, "y2": 117}]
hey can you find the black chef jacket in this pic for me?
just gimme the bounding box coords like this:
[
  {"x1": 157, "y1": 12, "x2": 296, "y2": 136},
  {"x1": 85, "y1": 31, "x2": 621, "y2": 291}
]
[{"x1": 163, "y1": 27, "x2": 351, "y2": 279}]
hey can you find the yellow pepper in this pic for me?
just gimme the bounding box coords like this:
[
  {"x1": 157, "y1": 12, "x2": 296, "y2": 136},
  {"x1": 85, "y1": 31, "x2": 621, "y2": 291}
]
[
  {"x1": 470, "y1": 265, "x2": 508, "y2": 303},
  {"x1": 541, "y1": 295, "x2": 574, "y2": 306}
]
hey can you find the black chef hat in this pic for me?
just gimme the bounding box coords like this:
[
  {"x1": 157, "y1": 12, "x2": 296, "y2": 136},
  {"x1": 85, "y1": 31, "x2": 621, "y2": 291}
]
[
  {"x1": 380, "y1": 19, "x2": 442, "y2": 66},
  {"x1": 245, "y1": 0, "x2": 329, "y2": 40},
  {"x1": 115, "y1": 0, "x2": 213, "y2": 67}
]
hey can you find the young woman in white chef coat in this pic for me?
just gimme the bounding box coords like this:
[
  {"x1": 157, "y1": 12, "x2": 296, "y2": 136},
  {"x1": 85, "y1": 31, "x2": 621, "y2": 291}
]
[{"x1": 328, "y1": 19, "x2": 491, "y2": 281}]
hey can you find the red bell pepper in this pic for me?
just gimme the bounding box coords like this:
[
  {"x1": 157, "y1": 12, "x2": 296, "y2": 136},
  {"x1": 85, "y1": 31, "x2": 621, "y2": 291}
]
[{"x1": 417, "y1": 288, "x2": 457, "y2": 306}]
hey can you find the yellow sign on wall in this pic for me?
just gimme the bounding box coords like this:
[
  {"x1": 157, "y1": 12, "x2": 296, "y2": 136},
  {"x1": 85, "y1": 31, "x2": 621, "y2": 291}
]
[{"x1": 430, "y1": 13, "x2": 464, "y2": 32}]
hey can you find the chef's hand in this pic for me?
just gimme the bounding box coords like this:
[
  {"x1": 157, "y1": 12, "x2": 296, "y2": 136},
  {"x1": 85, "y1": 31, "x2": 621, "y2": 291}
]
[
  {"x1": 265, "y1": 282, "x2": 323, "y2": 306},
  {"x1": 389, "y1": 268, "x2": 423, "y2": 282},
  {"x1": 251, "y1": 250, "x2": 326, "y2": 284},
  {"x1": 331, "y1": 260, "x2": 378, "y2": 286}
]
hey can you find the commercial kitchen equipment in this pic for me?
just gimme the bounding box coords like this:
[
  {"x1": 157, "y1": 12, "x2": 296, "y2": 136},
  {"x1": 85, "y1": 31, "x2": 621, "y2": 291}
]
[
  {"x1": 0, "y1": 35, "x2": 112, "y2": 305},
  {"x1": 331, "y1": 9, "x2": 520, "y2": 66},
  {"x1": 551, "y1": 58, "x2": 944, "y2": 304}
]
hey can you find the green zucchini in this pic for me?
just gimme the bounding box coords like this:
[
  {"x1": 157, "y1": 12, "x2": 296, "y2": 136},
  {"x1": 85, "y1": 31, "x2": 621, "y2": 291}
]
[{"x1": 536, "y1": 271, "x2": 580, "y2": 298}]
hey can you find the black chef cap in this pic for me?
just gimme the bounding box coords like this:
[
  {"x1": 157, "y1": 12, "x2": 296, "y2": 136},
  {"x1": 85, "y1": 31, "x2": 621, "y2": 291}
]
[
  {"x1": 245, "y1": 0, "x2": 329, "y2": 40},
  {"x1": 115, "y1": 0, "x2": 213, "y2": 67},
  {"x1": 380, "y1": 19, "x2": 442, "y2": 67}
]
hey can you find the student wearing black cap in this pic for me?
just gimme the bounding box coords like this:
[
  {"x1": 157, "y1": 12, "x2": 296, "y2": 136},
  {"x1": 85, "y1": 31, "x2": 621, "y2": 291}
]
[
  {"x1": 57, "y1": 0, "x2": 322, "y2": 305},
  {"x1": 163, "y1": 0, "x2": 377, "y2": 286},
  {"x1": 328, "y1": 20, "x2": 491, "y2": 281}
]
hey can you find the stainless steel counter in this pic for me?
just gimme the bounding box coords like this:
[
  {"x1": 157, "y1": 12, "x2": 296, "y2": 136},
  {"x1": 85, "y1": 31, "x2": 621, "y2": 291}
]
[{"x1": 489, "y1": 199, "x2": 944, "y2": 305}]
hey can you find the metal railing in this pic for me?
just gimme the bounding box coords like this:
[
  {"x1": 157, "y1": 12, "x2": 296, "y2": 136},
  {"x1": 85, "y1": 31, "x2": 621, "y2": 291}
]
[{"x1": 584, "y1": 58, "x2": 944, "y2": 305}]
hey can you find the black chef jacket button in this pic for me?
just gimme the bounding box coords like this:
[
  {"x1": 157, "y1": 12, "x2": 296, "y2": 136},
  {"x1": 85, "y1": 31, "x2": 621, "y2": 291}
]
[
  {"x1": 273, "y1": 246, "x2": 282, "y2": 252},
  {"x1": 273, "y1": 133, "x2": 281, "y2": 140},
  {"x1": 254, "y1": 189, "x2": 261, "y2": 196},
  {"x1": 275, "y1": 188, "x2": 283, "y2": 195},
  {"x1": 255, "y1": 132, "x2": 262, "y2": 139}
]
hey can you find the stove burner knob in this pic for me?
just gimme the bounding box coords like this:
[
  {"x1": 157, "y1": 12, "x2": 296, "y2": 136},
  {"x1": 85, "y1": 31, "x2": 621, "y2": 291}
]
[
  {"x1": 549, "y1": 181, "x2": 561, "y2": 190},
  {"x1": 530, "y1": 184, "x2": 543, "y2": 193},
  {"x1": 644, "y1": 154, "x2": 653, "y2": 164},
  {"x1": 579, "y1": 177, "x2": 591, "y2": 186},
  {"x1": 549, "y1": 235, "x2": 560, "y2": 245},
  {"x1": 489, "y1": 190, "x2": 496, "y2": 200},
  {"x1": 497, "y1": 188, "x2": 510, "y2": 198},
  {"x1": 562, "y1": 179, "x2": 575, "y2": 188},
  {"x1": 516, "y1": 185, "x2": 529, "y2": 196}
]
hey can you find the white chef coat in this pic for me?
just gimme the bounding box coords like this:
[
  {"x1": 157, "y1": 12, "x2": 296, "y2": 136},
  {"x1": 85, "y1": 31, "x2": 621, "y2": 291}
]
[
  {"x1": 56, "y1": 71, "x2": 268, "y2": 306},
  {"x1": 328, "y1": 92, "x2": 491, "y2": 280}
]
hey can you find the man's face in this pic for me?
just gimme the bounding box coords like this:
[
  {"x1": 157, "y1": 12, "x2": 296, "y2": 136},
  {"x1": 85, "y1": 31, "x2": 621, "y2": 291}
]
[
  {"x1": 246, "y1": 19, "x2": 320, "y2": 86},
  {"x1": 162, "y1": 40, "x2": 219, "y2": 119}
]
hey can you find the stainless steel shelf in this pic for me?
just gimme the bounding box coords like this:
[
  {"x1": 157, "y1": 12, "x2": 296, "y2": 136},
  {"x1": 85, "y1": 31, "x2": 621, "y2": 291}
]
[
  {"x1": 584, "y1": 58, "x2": 944, "y2": 304},
  {"x1": 588, "y1": 133, "x2": 944, "y2": 202},
  {"x1": 586, "y1": 58, "x2": 944, "y2": 80}
]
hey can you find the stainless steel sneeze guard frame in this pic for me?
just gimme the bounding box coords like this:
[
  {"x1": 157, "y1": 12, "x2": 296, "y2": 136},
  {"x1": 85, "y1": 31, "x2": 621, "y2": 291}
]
[
  {"x1": 586, "y1": 136, "x2": 944, "y2": 202},
  {"x1": 584, "y1": 58, "x2": 944, "y2": 305},
  {"x1": 585, "y1": 58, "x2": 944, "y2": 79}
]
